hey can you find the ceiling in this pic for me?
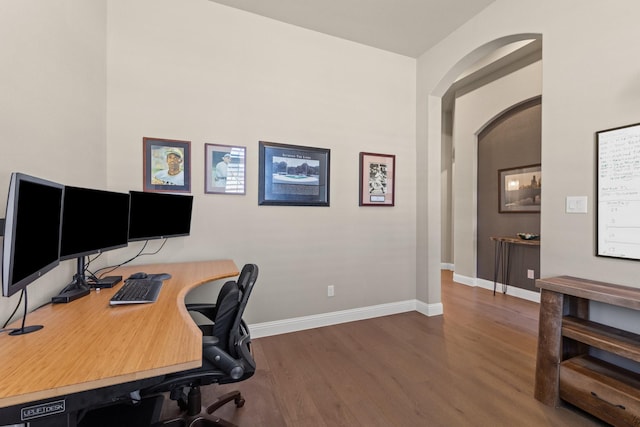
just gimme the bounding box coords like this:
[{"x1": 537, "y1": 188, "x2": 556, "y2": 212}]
[{"x1": 207, "y1": 0, "x2": 497, "y2": 58}]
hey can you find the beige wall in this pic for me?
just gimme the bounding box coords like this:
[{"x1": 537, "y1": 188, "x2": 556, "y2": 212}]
[
  {"x1": 105, "y1": 0, "x2": 417, "y2": 324},
  {"x1": 0, "y1": 0, "x2": 107, "y2": 315},
  {"x1": 453, "y1": 61, "x2": 542, "y2": 279},
  {"x1": 419, "y1": 0, "x2": 640, "y2": 311},
  {"x1": 0, "y1": 0, "x2": 416, "y2": 325},
  {"x1": 3, "y1": 0, "x2": 640, "y2": 327}
]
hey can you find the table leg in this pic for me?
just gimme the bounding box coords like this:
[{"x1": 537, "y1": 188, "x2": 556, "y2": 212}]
[
  {"x1": 502, "y1": 242, "x2": 511, "y2": 294},
  {"x1": 493, "y1": 240, "x2": 502, "y2": 295}
]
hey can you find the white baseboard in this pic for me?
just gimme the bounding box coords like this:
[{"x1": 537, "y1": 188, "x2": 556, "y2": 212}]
[
  {"x1": 441, "y1": 262, "x2": 454, "y2": 271},
  {"x1": 453, "y1": 273, "x2": 475, "y2": 287},
  {"x1": 452, "y1": 273, "x2": 540, "y2": 303},
  {"x1": 416, "y1": 300, "x2": 444, "y2": 317},
  {"x1": 249, "y1": 299, "x2": 443, "y2": 339},
  {"x1": 475, "y1": 277, "x2": 540, "y2": 302},
  {"x1": 248, "y1": 271, "x2": 539, "y2": 339}
]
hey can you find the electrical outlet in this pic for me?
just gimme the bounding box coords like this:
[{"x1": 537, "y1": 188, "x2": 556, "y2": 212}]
[
  {"x1": 527, "y1": 269, "x2": 535, "y2": 279},
  {"x1": 327, "y1": 285, "x2": 335, "y2": 297}
]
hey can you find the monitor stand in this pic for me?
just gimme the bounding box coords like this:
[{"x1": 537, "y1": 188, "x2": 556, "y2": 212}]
[
  {"x1": 9, "y1": 288, "x2": 43, "y2": 335},
  {"x1": 51, "y1": 257, "x2": 91, "y2": 304}
]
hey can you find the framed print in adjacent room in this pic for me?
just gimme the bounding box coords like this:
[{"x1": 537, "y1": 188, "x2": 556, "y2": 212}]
[
  {"x1": 258, "y1": 141, "x2": 330, "y2": 206},
  {"x1": 143, "y1": 137, "x2": 191, "y2": 193},
  {"x1": 205, "y1": 143, "x2": 246, "y2": 195},
  {"x1": 359, "y1": 152, "x2": 395, "y2": 206},
  {"x1": 498, "y1": 164, "x2": 541, "y2": 213}
]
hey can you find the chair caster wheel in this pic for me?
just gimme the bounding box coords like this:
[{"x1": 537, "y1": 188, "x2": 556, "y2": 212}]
[{"x1": 235, "y1": 397, "x2": 245, "y2": 408}]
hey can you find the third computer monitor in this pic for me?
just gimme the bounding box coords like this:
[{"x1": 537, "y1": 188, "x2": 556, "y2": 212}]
[{"x1": 128, "y1": 191, "x2": 193, "y2": 241}]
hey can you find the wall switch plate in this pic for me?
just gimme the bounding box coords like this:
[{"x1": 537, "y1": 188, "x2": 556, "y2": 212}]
[
  {"x1": 327, "y1": 285, "x2": 335, "y2": 297},
  {"x1": 566, "y1": 196, "x2": 588, "y2": 213},
  {"x1": 527, "y1": 269, "x2": 535, "y2": 279}
]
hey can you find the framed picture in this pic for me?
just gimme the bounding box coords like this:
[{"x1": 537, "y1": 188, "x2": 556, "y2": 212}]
[
  {"x1": 359, "y1": 152, "x2": 395, "y2": 206},
  {"x1": 143, "y1": 137, "x2": 191, "y2": 193},
  {"x1": 596, "y1": 122, "x2": 640, "y2": 260},
  {"x1": 205, "y1": 143, "x2": 246, "y2": 195},
  {"x1": 498, "y1": 164, "x2": 541, "y2": 213},
  {"x1": 258, "y1": 141, "x2": 330, "y2": 206}
]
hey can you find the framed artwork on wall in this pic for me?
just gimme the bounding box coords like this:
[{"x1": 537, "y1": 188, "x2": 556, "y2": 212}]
[
  {"x1": 143, "y1": 137, "x2": 191, "y2": 193},
  {"x1": 258, "y1": 141, "x2": 330, "y2": 206},
  {"x1": 205, "y1": 143, "x2": 246, "y2": 195},
  {"x1": 359, "y1": 152, "x2": 395, "y2": 206},
  {"x1": 498, "y1": 164, "x2": 541, "y2": 213}
]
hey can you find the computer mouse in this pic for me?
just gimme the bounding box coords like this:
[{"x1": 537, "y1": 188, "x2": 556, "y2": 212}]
[
  {"x1": 152, "y1": 273, "x2": 172, "y2": 281},
  {"x1": 129, "y1": 272, "x2": 148, "y2": 279}
]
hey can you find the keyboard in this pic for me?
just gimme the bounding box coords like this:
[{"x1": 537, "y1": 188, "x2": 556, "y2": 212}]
[{"x1": 109, "y1": 278, "x2": 163, "y2": 305}]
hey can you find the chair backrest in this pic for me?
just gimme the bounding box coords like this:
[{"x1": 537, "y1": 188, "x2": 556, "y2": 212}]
[
  {"x1": 211, "y1": 280, "x2": 241, "y2": 352},
  {"x1": 227, "y1": 264, "x2": 258, "y2": 356},
  {"x1": 236, "y1": 262, "x2": 255, "y2": 295}
]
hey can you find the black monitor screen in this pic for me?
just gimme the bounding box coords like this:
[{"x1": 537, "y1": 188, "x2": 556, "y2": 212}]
[
  {"x1": 128, "y1": 191, "x2": 193, "y2": 241},
  {"x1": 2, "y1": 173, "x2": 64, "y2": 297},
  {"x1": 59, "y1": 186, "x2": 130, "y2": 260}
]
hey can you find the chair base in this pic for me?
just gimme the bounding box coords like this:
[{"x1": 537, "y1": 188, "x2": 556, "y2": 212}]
[
  {"x1": 154, "y1": 387, "x2": 245, "y2": 427},
  {"x1": 154, "y1": 413, "x2": 236, "y2": 427}
]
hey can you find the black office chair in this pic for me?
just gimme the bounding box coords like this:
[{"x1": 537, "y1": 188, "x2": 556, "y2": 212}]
[
  {"x1": 144, "y1": 263, "x2": 259, "y2": 427},
  {"x1": 187, "y1": 263, "x2": 255, "y2": 337}
]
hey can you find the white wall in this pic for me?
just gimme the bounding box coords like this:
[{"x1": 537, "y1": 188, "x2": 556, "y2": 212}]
[
  {"x1": 105, "y1": 0, "x2": 417, "y2": 324},
  {"x1": 0, "y1": 0, "x2": 107, "y2": 316},
  {"x1": 418, "y1": 0, "x2": 640, "y2": 308}
]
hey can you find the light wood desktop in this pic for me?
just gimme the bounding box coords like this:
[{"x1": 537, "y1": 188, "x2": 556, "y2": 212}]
[{"x1": 0, "y1": 259, "x2": 239, "y2": 410}]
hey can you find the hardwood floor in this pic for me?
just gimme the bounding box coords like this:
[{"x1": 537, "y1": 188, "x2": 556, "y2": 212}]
[{"x1": 162, "y1": 271, "x2": 604, "y2": 426}]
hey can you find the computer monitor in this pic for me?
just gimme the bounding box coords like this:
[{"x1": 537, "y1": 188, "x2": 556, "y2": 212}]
[
  {"x1": 2, "y1": 173, "x2": 64, "y2": 298},
  {"x1": 2, "y1": 173, "x2": 64, "y2": 335},
  {"x1": 57, "y1": 186, "x2": 130, "y2": 297},
  {"x1": 128, "y1": 191, "x2": 193, "y2": 241}
]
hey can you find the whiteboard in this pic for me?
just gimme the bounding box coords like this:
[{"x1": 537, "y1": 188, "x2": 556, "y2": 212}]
[{"x1": 597, "y1": 123, "x2": 640, "y2": 260}]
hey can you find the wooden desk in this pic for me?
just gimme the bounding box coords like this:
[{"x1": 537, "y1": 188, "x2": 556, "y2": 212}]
[
  {"x1": 490, "y1": 236, "x2": 540, "y2": 295},
  {"x1": 0, "y1": 259, "x2": 238, "y2": 412}
]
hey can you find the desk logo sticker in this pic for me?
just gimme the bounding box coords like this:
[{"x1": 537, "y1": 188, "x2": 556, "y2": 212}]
[{"x1": 21, "y1": 400, "x2": 66, "y2": 421}]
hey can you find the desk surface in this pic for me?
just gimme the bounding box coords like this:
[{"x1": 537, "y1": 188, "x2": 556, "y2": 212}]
[{"x1": 0, "y1": 259, "x2": 238, "y2": 409}]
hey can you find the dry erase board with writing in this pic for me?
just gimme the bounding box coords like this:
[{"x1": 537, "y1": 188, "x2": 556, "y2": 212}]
[{"x1": 597, "y1": 122, "x2": 640, "y2": 260}]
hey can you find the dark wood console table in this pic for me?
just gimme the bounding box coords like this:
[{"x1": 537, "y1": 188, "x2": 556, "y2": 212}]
[
  {"x1": 535, "y1": 276, "x2": 640, "y2": 426},
  {"x1": 490, "y1": 236, "x2": 540, "y2": 295}
]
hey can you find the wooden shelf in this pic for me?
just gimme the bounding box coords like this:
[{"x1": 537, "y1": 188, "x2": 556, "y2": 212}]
[
  {"x1": 562, "y1": 316, "x2": 640, "y2": 363},
  {"x1": 560, "y1": 355, "x2": 640, "y2": 426}
]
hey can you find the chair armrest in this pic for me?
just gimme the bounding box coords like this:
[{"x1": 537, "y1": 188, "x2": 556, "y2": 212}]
[
  {"x1": 203, "y1": 345, "x2": 244, "y2": 380},
  {"x1": 203, "y1": 336, "x2": 219, "y2": 346}
]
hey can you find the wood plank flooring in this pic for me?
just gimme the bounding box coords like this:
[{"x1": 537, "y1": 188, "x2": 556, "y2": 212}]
[{"x1": 162, "y1": 271, "x2": 605, "y2": 426}]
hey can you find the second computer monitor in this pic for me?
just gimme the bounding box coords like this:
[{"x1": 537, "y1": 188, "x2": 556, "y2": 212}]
[{"x1": 59, "y1": 186, "x2": 130, "y2": 260}]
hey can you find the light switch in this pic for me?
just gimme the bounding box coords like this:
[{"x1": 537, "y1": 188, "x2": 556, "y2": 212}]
[{"x1": 566, "y1": 196, "x2": 588, "y2": 213}]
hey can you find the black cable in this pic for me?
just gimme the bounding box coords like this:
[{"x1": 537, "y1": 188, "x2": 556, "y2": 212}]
[
  {"x1": 90, "y1": 241, "x2": 149, "y2": 278},
  {"x1": 2, "y1": 290, "x2": 23, "y2": 329},
  {"x1": 84, "y1": 253, "x2": 103, "y2": 282},
  {"x1": 140, "y1": 238, "x2": 168, "y2": 256},
  {"x1": 90, "y1": 239, "x2": 167, "y2": 278},
  {"x1": 17, "y1": 288, "x2": 28, "y2": 331}
]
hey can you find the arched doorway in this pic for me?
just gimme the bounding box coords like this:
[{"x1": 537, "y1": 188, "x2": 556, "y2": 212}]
[{"x1": 415, "y1": 33, "x2": 543, "y2": 312}]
